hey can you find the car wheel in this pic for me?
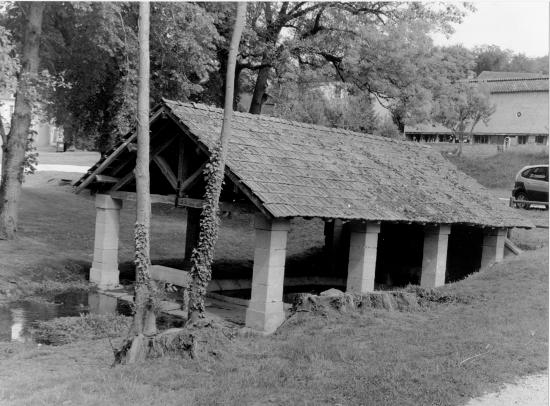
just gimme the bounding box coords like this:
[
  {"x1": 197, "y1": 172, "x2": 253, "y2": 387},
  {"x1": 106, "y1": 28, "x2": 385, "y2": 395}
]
[{"x1": 515, "y1": 192, "x2": 530, "y2": 210}]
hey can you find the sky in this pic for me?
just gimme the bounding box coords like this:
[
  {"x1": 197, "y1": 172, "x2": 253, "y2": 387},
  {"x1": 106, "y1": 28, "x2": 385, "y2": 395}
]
[{"x1": 432, "y1": 1, "x2": 549, "y2": 57}]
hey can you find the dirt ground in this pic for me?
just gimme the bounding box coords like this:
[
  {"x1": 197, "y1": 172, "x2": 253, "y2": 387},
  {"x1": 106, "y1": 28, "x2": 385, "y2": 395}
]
[{"x1": 466, "y1": 374, "x2": 548, "y2": 406}]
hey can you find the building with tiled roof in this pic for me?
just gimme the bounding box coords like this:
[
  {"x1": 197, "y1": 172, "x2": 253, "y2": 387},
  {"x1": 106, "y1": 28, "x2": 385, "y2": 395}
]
[
  {"x1": 405, "y1": 72, "x2": 549, "y2": 145},
  {"x1": 75, "y1": 100, "x2": 531, "y2": 333}
]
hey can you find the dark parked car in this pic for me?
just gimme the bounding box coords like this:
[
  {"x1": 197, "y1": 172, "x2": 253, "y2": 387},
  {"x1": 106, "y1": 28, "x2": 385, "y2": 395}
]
[{"x1": 512, "y1": 164, "x2": 549, "y2": 209}]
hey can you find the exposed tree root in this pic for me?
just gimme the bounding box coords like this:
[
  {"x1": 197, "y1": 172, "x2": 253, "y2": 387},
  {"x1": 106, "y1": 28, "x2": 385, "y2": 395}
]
[
  {"x1": 113, "y1": 319, "x2": 236, "y2": 365},
  {"x1": 113, "y1": 329, "x2": 196, "y2": 365}
]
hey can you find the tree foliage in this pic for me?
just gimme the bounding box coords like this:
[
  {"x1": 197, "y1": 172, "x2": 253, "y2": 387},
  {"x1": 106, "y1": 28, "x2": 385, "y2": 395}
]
[
  {"x1": 473, "y1": 44, "x2": 548, "y2": 75},
  {"x1": 232, "y1": 2, "x2": 473, "y2": 115},
  {"x1": 0, "y1": 2, "x2": 222, "y2": 152},
  {"x1": 432, "y1": 81, "x2": 495, "y2": 155},
  {"x1": 2, "y1": 2, "x2": 522, "y2": 151},
  {"x1": 271, "y1": 82, "x2": 378, "y2": 133}
]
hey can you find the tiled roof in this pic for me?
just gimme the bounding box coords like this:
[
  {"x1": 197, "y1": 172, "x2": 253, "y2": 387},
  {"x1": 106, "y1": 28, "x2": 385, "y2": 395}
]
[
  {"x1": 477, "y1": 71, "x2": 546, "y2": 80},
  {"x1": 471, "y1": 76, "x2": 548, "y2": 93},
  {"x1": 75, "y1": 100, "x2": 532, "y2": 228}
]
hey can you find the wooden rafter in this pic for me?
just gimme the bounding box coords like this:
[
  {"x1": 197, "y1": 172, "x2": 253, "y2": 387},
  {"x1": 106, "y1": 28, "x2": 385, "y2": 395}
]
[
  {"x1": 152, "y1": 155, "x2": 178, "y2": 190},
  {"x1": 177, "y1": 137, "x2": 186, "y2": 183},
  {"x1": 74, "y1": 108, "x2": 165, "y2": 194},
  {"x1": 94, "y1": 175, "x2": 120, "y2": 183},
  {"x1": 110, "y1": 121, "x2": 171, "y2": 177},
  {"x1": 179, "y1": 162, "x2": 207, "y2": 195},
  {"x1": 162, "y1": 108, "x2": 274, "y2": 219},
  {"x1": 111, "y1": 134, "x2": 177, "y2": 192}
]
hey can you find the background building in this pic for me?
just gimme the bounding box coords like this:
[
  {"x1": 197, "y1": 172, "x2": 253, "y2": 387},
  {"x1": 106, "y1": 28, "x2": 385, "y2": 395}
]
[
  {"x1": 405, "y1": 72, "x2": 549, "y2": 146},
  {"x1": 0, "y1": 92, "x2": 62, "y2": 149}
]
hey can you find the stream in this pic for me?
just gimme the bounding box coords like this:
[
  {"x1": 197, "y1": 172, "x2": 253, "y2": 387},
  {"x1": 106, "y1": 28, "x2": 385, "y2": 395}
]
[{"x1": 0, "y1": 291, "x2": 130, "y2": 343}]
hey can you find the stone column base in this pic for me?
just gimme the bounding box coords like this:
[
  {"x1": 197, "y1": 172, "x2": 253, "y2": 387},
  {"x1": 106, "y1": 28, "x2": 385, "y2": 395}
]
[{"x1": 245, "y1": 302, "x2": 285, "y2": 334}]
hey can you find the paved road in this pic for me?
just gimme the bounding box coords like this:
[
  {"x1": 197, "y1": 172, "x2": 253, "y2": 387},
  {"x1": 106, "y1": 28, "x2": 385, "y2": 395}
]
[{"x1": 36, "y1": 164, "x2": 90, "y2": 173}]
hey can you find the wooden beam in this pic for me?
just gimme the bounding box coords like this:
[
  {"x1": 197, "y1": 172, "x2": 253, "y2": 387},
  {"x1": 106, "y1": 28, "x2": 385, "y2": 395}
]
[
  {"x1": 110, "y1": 191, "x2": 176, "y2": 205},
  {"x1": 176, "y1": 197, "x2": 203, "y2": 209},
  {"x1": 176, "y1": 196, "x2": 257, "y2": 213},
  {"x1": 75, "y1": 133, "x2": 137, "y2": 193},
  {"x1": 74, "y1": 108, "x2": 165, "y2": 194},
  {"x1": 110, "y1": 135, "x2": 178, "y2": 192},
  {"x1": 177, "y1": 136, "x2": 186, "y2": 183},
  {"x1": 110, "y1": 191, "x2": 255, "y2": 214},
  {"x1": 161, "y1": 108, "x2": 274, "y2": 219},
  {"x1": 111, "y1": 171, "x2": 135, "y2": 192},
  {"x1": 111, "y1": 121, "x2": 171, "y2": 177},
  {"x1": 94, "y1": 175, "x2": 120, "y2": 183},
  {"x1": 153, "y1": 155, "x2": 178, "y2": 190},
  {"x1": 179, "y1": 162, "x2": 207, "y2": 195}
]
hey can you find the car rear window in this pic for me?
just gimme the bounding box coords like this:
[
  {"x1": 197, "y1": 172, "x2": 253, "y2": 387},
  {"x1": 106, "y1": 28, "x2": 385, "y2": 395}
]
[
  {"x1": 521, "y1": 168, "x2": 532, "y2": 177},
  {"x1": 528, "y1": 167, "x2": 548, "y2": 180}
]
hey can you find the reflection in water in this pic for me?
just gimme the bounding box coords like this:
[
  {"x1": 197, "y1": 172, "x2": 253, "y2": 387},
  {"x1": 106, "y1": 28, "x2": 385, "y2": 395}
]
[
  {"x1": 0, "y1": 291, "x2": 128, "y2": 343},
  {"x1": 11, "y1": 308, "x2": 25, "y2": 342}
]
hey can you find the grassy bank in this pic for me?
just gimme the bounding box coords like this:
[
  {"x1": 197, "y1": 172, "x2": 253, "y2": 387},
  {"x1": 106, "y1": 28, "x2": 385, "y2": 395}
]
[
  {"x1": 444, "y1": 146, "x2": 548, "y2": 189},
  {"x1": 0, "y1": 149, "x2": 547, "y2": 405},
  {"x1": 0, "y1": 248, "x2": 547, "y2": 405},
  {"x1": 0, "y1": 170, "x2": 325, "y2": 301}
]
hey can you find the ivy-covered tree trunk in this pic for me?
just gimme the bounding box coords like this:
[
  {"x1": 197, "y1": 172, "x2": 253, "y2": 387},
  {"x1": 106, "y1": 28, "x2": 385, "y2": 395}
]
[
  {"x1": 187, "y1": 2, "x2": 247, "y2": 323},
  {"x1": 0, "y1": 2, "x2": 44, "y2": 240},
  {"x1": 116, "y1": 1, "x2": 156, "y2": 364}
]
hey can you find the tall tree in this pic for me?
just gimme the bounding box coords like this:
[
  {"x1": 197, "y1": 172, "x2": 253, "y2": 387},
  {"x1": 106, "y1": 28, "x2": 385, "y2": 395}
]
[
  {"x1": 472, "y1": 45, "x2": 512, "y2": 75},
  {"x1": 117, "y1": 1, "x2": 155, "y2": 364},
  {"x1": 432, "y1": 82, "x2": 495, "y2": 156},
  {"x1": 236, "y1": 2, "x2": 471, "y2": 115},
  {"x1": 0, "y1": 25, "x2": 20, "y2": 180},
  {"x1": 0, "y1": 2, "x2": 44, "y2": 240},
  {"x1": 3, "y1": 2, "x2": 221, "y2": 153},
  {"x1": 187, "y1": 2, "x2": 247, "y2": 323}
]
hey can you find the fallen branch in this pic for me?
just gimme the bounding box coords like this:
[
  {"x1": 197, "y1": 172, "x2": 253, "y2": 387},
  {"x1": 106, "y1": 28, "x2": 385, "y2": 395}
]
[{"x1": 459, "y1": 345, "x2": 492, "y2": 366}]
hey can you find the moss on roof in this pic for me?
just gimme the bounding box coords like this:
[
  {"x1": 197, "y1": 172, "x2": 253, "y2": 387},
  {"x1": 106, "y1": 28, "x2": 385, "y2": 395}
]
[{"x1": 75, "y1": 99, "x2": 532, "y2": 228}]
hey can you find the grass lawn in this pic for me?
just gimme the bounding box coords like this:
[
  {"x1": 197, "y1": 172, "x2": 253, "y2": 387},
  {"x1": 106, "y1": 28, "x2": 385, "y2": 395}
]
[
  {"x1": 442, "y1": 145, "x2": 548, "y2": 189},
  {"x1": 0, "y1": 147, "x2": 547, "y2": 405},
  {"x1": 0, "y1": 248, "x2": 547, "y2": 405}
]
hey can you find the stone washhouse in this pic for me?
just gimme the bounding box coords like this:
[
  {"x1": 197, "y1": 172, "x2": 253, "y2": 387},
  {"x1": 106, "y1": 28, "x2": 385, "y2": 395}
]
[{"x1": 74, "y1": 99, "x2": 532, "y2": 333}]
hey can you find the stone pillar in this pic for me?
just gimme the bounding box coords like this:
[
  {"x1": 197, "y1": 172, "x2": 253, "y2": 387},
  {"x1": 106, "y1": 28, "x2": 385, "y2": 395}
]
[
  {"x1": 245, "y1": 214, "x2": 290, "y2": 334},
  {"x1": 420, "y1": 225, "x2": 450, "y2": 288},
  {"x1": 480, "y1": 228, "x2": 507, "y2": 269},
  {"x1": 184, "y1": 207, "x2": 201, "y2": 268},
  {"x1": 346, "y1": 221, "x2": 380, "y2": 294},
  {"x1": 89, "y1": 194, "x2": 122, "y2": 288}
]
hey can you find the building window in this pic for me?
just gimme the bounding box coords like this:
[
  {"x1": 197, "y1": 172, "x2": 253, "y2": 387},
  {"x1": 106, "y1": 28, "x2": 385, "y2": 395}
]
[
  {"x1": 518, "y1": 136, "x2": 527, "y2": 145},
  {"x1": 535, "y1": 135, "x2": 546, "y2": 145},
  {"x1": 475, "y1": 135, "x2": 489, "y2": 144}
]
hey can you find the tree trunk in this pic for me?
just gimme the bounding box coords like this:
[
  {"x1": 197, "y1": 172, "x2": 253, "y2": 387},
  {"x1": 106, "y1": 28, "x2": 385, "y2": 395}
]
[
  {"x1": 0, "y1": 2, "x2": 44, "y2": 240},
  {"x1": 1, "y1": 115, "x2": 7, "y2": 181},
  {"x1": 116, "y1": 1, "x2": 156, "y2": 364},
  {"x1": 187, "y1": 2, "x2": 247, "y2": 323},
  {"x1": 248, "y1": 63, "x2": 270, "y2": 115}
]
